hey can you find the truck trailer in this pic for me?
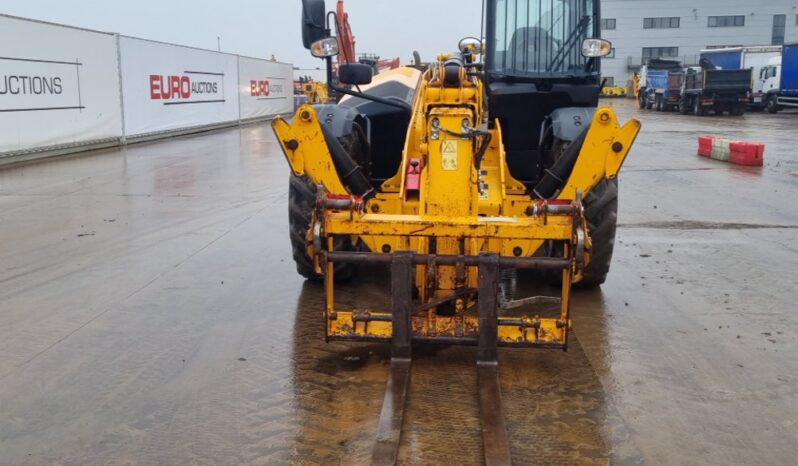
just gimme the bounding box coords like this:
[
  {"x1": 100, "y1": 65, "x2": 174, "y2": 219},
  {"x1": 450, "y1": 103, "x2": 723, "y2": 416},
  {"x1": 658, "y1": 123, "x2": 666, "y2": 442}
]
[
  {"x1": 700, "y1": 46, "x2": 782, "y2": 109},
  {"x1": 761, "y1": 42, "x2": 798, "y2": 113},
  {"x1": 654, "y1": 71, "x2": 683, "y2": 112},
  {"x1": 679, "y1": 63, "x2": 752, "y2": 116},
  {"x1": 638, "y1": 59, "x2": 681, "y2": 109}
]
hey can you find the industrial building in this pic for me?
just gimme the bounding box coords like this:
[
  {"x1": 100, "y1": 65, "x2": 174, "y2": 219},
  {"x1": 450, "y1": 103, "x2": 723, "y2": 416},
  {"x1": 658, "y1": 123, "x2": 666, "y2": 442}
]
[{"x1": 601, "y1": 0, "x2": 798, "y2": 87}]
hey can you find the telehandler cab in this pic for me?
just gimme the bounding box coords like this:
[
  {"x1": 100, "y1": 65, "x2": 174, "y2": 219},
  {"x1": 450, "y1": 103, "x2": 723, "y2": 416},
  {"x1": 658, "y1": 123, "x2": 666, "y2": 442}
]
[{"x1": 273, "y1": 1, "x2": 640, "y2": 463}]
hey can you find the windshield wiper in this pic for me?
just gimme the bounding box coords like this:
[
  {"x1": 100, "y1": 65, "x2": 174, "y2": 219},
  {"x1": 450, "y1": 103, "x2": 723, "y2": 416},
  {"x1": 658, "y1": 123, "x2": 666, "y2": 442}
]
[{"x1": 546, "y1": 15, "x2": 590, "y2": 72}]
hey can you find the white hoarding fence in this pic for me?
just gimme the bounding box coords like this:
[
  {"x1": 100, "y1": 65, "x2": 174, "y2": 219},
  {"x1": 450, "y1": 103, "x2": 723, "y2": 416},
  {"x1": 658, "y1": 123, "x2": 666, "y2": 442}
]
[
  {"x1": 238, "y1": 56, "x2": 293, "y2": 120},
  {"x1": 119, "y1": 36, "x2": 240, "y2": 137},
  {"x1": 0, "y1": 15, "x2": 123, "y2": 156},
  {"x1": 1, "y1": 15, "x2": 295, "y2": 159}
]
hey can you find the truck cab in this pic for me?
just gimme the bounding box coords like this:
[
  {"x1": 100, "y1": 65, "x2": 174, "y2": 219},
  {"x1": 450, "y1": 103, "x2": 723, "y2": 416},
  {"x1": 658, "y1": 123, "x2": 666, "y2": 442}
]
[
  {"x1": 761, "y1": 57, "x2": 782, "y2": 97},
  {"x1": 761, "y1": 42, "x2": 798, "y2": 113},
  {"x1": 700, "y1": 46, "x2": 782, "y2": 109}
]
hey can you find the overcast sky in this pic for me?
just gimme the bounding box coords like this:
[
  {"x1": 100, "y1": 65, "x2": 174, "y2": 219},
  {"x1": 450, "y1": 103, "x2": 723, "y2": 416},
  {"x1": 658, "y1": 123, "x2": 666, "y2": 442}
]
[{"x1": 2, "y1": 0, "x2": 484, "y2": 68}]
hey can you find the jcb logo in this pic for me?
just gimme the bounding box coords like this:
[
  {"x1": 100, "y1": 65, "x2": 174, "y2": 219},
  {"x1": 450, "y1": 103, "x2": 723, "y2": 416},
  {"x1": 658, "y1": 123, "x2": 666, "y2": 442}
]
[{"x1": 250, "y1": 80, "x2": 270, "y2": 97}]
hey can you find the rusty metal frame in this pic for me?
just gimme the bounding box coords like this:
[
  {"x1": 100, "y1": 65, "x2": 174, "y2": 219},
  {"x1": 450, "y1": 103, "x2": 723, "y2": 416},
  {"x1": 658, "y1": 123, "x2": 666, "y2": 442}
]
[{"x1": 324, "y1": 250, "x2": 574, "y2": 350}]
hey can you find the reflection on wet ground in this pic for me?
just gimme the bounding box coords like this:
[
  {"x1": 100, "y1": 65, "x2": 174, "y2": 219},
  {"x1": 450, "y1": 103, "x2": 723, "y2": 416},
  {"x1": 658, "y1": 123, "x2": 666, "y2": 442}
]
[
  {"x1": 290, "y1": 268, "x2": 641, "y2": 465},
  {"x1": 1, "y1": 100, "x2": 796, "y2": 465}
]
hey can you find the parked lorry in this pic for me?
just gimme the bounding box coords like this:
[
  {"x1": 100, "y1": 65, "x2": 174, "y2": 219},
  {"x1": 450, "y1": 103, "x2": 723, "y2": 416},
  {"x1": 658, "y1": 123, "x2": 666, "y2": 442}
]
[
  {"x1": 638, "y1": 59, "x2": 681, "y2": 109},
  {"x1": 679, "y1": 60, "x2": 752, "y2": 116},
  {"x1": 700, "y1": 46, "x2": 782, "y2": 109},
  {"x1": 653, "y1": 71, "x2": 683, "y2": 111},
  {"x1": 760, "y1": 42, "x2": 798, "y2": 113}
]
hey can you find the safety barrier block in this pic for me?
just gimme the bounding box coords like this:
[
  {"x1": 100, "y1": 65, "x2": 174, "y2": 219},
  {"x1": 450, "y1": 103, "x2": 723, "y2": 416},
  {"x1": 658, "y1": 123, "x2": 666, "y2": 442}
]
[
  {"x1": 698, "y1": 136, "x2": 765, "y2": 167},
  {"x1": 697, "y1": 135, "x2": 715, "y2": 157},
  {"x1": 729, "y1": 141, "x2": 765, "y2": 167},
  {"x1": 710, "y1": 138, "x2": 730, "y2": 162}
]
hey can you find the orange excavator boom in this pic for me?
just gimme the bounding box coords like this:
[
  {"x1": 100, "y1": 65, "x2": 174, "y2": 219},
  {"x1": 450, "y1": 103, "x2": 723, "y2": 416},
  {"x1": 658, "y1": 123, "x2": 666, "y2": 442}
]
[{"x1": 336, "y1": 0, "x2": 356, "y2": 65}]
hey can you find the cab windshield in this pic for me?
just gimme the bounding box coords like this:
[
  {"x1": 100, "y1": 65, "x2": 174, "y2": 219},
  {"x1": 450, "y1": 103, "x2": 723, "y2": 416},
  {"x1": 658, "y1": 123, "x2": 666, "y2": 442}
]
[{"x1": 490, "y1": 0, "x2": 597, "y2": 76}]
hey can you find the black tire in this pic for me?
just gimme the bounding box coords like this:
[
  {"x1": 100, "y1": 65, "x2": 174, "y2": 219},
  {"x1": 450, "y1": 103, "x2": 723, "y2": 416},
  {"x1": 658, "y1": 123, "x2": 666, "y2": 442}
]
[
  {"x1": 693, "y1": 97, "x2": 704, "y2": 116},
  {"x1": 679, "y1": 99, "x2": 688, "y2": 115},
  {"x1": 578, "y1": 178, "x2": 619, "y2": 288},
  {"x1": 545, "y1": 178, "x2": 619, "y2": 289},
  {"x1": 288, "y1": 120, "x2": 371, "y2": 281},
  {"x1": 732, "y1": 104, "x2": 745, "y2": 116},
  {"x1": 765, "y1": 96, "x2": 779, "y2": 114},
  {"x1": 288, "y1": 174, "x2": 357, "y2": 281}
]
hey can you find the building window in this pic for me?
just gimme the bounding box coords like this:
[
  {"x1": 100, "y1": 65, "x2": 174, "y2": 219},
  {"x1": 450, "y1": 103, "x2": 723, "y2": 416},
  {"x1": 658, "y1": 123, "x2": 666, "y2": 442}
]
[
  {"x1": 644, "y1": 17, "x2": 680, "y2": 29},
  {"x1": 705, "y1": 45, "x2": 744, "y2": 49},
  {"x1": 708, "y1": 15, "x2": 745, "y2": 27},
  {"x1": 601, "y1": 18, "x2": 616, "y2": 30},
  {"x1": 642, "y1": 47, "x2": 679, "y2": 61},
  {"x1": 772, "y1": 14, "x2": 786, "y2": 45}
]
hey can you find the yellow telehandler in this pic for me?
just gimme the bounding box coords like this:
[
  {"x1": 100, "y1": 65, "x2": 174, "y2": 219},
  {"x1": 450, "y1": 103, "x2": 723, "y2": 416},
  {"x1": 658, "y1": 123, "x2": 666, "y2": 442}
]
[{"x1": 273, "y1": 1, "x2": 640, "y2": 463}]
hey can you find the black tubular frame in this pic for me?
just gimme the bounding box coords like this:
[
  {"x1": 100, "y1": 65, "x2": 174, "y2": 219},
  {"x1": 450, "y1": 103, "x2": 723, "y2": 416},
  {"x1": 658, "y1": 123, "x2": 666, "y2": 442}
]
[
  {"x1": 321, "y1": 11, "x2": 412, "y2": 114},
  {"x1": 484, "y1": 0, "x2": 602, "y2": 81}
]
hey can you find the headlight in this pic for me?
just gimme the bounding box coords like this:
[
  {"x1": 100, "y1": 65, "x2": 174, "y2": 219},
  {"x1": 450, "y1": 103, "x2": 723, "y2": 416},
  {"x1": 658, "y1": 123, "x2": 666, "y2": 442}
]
[
  {"x1": 581, "y1": 38, "x2": 612, "y2": 58},
  {"x1": 310, "y1": 37, "x2": 339, "y2": 58},
  {"x1": 458, "y1": 37, "x2": 483, "y2": 55}
]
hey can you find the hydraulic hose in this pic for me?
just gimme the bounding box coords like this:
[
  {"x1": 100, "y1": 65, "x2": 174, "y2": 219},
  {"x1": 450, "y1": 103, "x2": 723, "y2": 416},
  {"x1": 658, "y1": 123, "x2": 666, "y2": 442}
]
[
  {"x1": 532, "y1": 126, "x2": 589, "y2": 199},
  {"x1": 320, "y1": 124, "x2": 375, "y2": 200}
]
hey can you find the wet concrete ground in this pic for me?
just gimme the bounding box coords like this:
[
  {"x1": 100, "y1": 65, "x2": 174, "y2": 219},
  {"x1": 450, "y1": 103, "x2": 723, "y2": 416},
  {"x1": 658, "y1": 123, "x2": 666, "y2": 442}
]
[{"x1": 0, "y1": 100, "x2": 796, "y2": 465}]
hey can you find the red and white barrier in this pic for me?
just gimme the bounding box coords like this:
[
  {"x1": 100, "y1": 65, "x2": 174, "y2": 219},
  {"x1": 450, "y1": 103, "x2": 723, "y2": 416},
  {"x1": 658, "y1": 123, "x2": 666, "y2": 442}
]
[
  {"x1": 697, "y1": 136, "x2": 764, "y2": 167},
  {"x1": 729, "y1": 142, "x2": 765, "y2": 166}
]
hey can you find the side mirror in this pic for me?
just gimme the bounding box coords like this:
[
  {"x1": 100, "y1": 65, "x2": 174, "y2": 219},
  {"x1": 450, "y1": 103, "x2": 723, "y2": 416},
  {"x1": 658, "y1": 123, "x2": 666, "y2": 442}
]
[
  {"x1": 339, "y1": 64, "x2": 373, "y2": 85},
  {"x1": 301, "y1": 0, "x2": 327, "y2": 49}
]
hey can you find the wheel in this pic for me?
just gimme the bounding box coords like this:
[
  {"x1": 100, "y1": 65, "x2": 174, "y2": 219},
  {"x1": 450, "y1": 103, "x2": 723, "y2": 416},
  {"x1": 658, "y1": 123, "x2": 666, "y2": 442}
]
[
  {"x1": 732, "y1": 104, "x2": 745, "y2": 116},
  {"x1": 638, "y1": 93, "x2": 647, "y2": 109},
  {"x1": 766, "y1": 96, "x2": 779, "y2": 114},
  {"x1": 678, "y1": 99, "x2": 688, "y2": 115},
  {"x1": 544, "y1": 177, "x2": 619, "y2": 289},
  {"x1": 288, "y1": 174, "x2": 358, "y2": 281},
  {"x1": 645, "y1": 98, "x2": 653, "y2": 110},
  {"x1": 577, "y1": 178, "x2": 619, "y2": 288},
  {"x1": 693, "y1": 97, "x2": 704, "y2": 116},
  {"x1": 288, "y1": 120, "x2": 371, "y2": 281}
]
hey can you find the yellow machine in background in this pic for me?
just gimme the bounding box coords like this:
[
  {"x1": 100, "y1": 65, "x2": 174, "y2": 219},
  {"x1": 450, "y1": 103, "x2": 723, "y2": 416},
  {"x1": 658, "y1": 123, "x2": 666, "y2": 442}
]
[
  {"x1": 601, "y1": 85, "x2": 627, "y2": 97},
  {"x1": 277, "y1": 1, "x2": 641, "y2": 464},
  {"x1": 301, "y1": 79, "x2": 328, "y2": 104}
]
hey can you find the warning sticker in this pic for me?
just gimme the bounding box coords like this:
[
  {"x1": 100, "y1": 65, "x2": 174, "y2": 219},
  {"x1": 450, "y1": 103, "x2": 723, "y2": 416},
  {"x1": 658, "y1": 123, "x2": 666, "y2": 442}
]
[{"x1": 441, "y1": 139, "x2": 458, "y2": 170}]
